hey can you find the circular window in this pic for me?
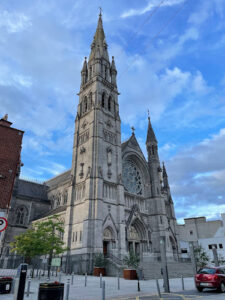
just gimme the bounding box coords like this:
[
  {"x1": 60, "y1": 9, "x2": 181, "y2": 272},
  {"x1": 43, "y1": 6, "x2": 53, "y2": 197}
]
[{"x1": 122, "y1": 159, "x2": 143, "y2": 195}]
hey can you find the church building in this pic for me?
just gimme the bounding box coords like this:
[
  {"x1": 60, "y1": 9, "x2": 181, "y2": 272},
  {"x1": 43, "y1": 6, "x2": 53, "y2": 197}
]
[{"x1": 0, "y1": 13, "x2": 179, "y2": 274}]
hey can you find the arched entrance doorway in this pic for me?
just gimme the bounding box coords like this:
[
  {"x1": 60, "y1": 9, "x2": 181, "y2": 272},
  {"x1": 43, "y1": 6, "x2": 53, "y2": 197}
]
[
  {"x1": 103, "y1": 227, "x2": 115, "y2": 257},
  {"x1": 127, "y1": 219, "x2": 148, "y2": 255}
]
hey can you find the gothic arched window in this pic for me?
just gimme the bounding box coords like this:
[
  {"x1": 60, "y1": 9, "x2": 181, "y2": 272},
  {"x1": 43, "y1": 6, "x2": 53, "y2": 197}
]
[
  {"x1": 15, "y1": 206, "x2": 28, "y2": 225},
  {"x1": 102, "y1": 93, "x2": 105, "y2": 108},
  {"x1": 89, "y1": 92, "x2": 92, "y2": 109},
  {"x1": 63, "y1": 191, "x2": 68, "y2": 205},
  {"x1": 84, "y1": 97, "x2": 88, "y2": 112},
  {"x1": 108, "y1": 96, "x2": 111, "y2": 111}
]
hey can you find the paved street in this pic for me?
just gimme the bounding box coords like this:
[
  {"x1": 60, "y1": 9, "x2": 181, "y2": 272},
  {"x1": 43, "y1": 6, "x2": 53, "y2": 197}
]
[{"x1": 0, "y1": 273, "x2": 225, "y2": 300}]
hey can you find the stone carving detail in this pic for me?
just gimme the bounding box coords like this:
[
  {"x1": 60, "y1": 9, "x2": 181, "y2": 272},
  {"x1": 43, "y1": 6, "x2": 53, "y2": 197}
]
[
  {"x1": 81, "y1": 119, "x2": 88, "y2": 129},
  {"x1": 70, "y1": 174, "x2": 75, "y2": 186},
  {"x1": 78, "y1": 130, "x2": 89, "y2": 145},
  {"x1": 103, "y1": 129, "x2": 116, "y2": 144},
  {"x1": 117, "y1": 173, "x2": 123, "y2": 184},
  {"x1": 98, "y1": 166, "x2": 103, "y2": 178},
  {"x1": 106, "y1": 119, "x2": 113, "y2": 129},
  {"x1": 86, "y1": 166, "x2": 92, "y2": 178},
  {"x1": 80, "y1": 146, "x2": 86, "y2": 154}
]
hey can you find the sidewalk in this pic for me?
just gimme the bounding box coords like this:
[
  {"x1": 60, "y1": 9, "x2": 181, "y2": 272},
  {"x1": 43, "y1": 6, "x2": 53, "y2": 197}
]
[{"x1": 0, "y1": 274, "x2": 196, "y2": 300}]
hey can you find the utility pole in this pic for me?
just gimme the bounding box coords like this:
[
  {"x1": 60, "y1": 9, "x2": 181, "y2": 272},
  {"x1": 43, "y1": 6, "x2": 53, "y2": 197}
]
[{"x1": 159, "y1": 236, "x2": 170, "y2": 293}]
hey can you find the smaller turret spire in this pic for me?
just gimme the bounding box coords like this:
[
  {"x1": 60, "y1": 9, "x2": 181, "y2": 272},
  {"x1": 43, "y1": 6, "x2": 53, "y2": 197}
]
[
  {"x1": 163, "y1": 162, "x2": 169, "y2": 188},
  {"x1": 146, "y1": 112, "x2": 157, "y2": 144}
]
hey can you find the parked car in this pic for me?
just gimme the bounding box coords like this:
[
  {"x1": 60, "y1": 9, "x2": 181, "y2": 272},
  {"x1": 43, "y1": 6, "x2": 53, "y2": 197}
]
[{"x1": 195, "y1": 266, "x2": 225, "y2": 292}]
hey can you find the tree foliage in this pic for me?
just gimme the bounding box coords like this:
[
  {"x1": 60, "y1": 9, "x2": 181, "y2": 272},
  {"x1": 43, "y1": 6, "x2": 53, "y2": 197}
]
[
  {"x1": 194, "y1": 245, "x2": 209, "y2": 268},
  {"x1": 11, "y1": 215, "x2": 67, "y2": 263}
]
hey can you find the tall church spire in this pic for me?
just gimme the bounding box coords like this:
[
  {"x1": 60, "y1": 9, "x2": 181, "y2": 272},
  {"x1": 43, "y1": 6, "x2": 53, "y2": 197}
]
[{"x1": 89, "y1": 12, "x2": 109, "y2": 62}]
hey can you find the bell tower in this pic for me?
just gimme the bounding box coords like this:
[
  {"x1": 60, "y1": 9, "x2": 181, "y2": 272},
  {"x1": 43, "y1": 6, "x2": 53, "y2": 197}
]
[{"x1": 64, "y1": 12, "x2": 125, "y2": 268}]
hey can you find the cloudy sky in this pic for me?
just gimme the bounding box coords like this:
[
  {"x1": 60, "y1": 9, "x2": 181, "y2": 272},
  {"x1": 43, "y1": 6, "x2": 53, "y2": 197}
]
[{"x1": 1, "y1": 0, "x2": 225, "y2": 223}]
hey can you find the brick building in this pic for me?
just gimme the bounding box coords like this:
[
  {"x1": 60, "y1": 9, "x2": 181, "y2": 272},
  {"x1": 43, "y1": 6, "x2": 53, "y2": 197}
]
[{"x1": 0, "y1": 114, "x2": 24, "y2": 213}]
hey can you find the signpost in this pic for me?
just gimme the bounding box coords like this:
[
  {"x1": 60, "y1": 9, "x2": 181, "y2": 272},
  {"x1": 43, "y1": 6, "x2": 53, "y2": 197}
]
[
  {"x1": 0, "y1": 217, "x2": 8, "y2": 232},
  {"x1": 51, "y1": 258, "x2": 61, "y2": 267}
]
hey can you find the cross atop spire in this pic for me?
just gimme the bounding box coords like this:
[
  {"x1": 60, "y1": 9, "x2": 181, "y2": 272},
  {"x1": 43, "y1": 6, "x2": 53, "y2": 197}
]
[{"x1": 99, "y1": 7, "x2": 102, "y2": 16}]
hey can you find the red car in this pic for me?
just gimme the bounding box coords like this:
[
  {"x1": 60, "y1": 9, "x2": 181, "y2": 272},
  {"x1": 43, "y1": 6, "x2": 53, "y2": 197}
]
[{"x1": 195, "y1": 266, "x2": 225, "y2": 292}]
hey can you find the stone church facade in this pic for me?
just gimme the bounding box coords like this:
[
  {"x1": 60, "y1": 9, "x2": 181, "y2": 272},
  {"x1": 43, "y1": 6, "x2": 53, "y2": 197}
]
[{"x1": 0, "y1": 13, "x2": 179, "y2": 273}]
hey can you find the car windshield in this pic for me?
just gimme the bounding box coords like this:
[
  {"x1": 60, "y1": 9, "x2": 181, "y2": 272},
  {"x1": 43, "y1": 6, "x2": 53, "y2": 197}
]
[{"x1": 197, "y1": 268, "x2": 216, "y2": 274}]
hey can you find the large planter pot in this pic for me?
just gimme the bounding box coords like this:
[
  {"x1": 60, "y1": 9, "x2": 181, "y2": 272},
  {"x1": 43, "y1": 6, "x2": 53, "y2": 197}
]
[
  {"x1": 93, "y1": 267, "x2": 106, "y2": 276},
  {"x1": 123, "y1": 269, "x2": 137, "y2": 280}
]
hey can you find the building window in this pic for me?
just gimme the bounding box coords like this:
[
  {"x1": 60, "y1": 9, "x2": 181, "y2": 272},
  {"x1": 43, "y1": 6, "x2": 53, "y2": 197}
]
[
  {"x1": 160, "y1": 216, "x2": 163, "y2": 224},
  {"x1": 75, "y1": 232, "x2": 78, "y2": 242},
  {"x1": 72, "y1": 232, "x2": 75, "y2": 243},
  {"x1": 84, "y1": 97, "x2": 88, "y2": 112},
  {"x1": 219, "y1": 244, "x2": 223, "y2": 249},
  {"x1": 181, "y1": 249, "x2": 188, "y2": 254},
  {"x1": 15, "y1": 206, "x2": 28, "y2": 225},
  {"x1": 190, "y1": 231, "x2": 193, "y2": 235},
  {"x1": 209, "y1": 244, "x2": 217, "y2": 249},
  {"x1": 80, "y1": 231, "x2": 82, "y2": 242},
  {"x1": 102, "y1": 93, "x2": 105, "y2": 108},
  {"x1": 63, "y1": 191, "x2": 68, "y2": 204}
]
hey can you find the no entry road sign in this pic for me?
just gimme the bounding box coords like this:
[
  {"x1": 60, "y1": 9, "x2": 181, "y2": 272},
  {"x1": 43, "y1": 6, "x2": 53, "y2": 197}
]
[{"x1": 0, "y1": 217, "x2": 8, "y2": 232}]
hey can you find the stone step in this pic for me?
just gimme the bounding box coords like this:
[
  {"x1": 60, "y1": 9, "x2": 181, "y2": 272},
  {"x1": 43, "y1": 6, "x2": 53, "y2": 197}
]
[{"x1": 141, "y1": 260, "x2": 194, "y2": 280}]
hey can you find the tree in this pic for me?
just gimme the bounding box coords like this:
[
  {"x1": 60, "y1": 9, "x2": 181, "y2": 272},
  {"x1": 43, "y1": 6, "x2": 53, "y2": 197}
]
[
  {"x1": 11, "y1": 215, "x2": 67, "y2": 277},
  {"x1": 194, "y1": 245, "x2": 209, "y2": 269},
  {"x1": 10, "y1": 228, "x2": 45, "y2": 276},
  {"x1": 33, "y1": 215, "x2": 67, "y2": 277}
]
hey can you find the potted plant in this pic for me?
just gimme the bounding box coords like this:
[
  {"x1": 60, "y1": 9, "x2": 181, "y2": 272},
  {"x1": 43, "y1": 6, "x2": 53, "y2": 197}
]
[
  {"x1": 123, "y1": 251, "x2": 140, "y2": 280},
  {"x1": 93, "y1": 253, "x2": 107, "y2": 276}
]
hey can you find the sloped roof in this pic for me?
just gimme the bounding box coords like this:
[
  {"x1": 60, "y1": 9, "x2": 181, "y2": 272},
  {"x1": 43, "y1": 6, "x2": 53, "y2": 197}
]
[{"x1": 17, "y1": 179, "x2": 48, "y2": 200}]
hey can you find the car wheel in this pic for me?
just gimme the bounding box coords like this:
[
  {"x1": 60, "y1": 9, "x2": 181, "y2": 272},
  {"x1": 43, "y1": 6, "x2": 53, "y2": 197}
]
[
  {"x1": 220, "y1": 282, "x2": 225, "y2": 293},
  {"x1": 197, "y1": 287, "x2": 203, "y2": 292}
]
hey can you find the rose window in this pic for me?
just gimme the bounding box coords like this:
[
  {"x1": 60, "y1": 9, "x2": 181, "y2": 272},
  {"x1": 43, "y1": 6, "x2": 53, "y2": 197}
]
[{"x1": 122, "y1": 159, "x2": 143, "y2": 195}]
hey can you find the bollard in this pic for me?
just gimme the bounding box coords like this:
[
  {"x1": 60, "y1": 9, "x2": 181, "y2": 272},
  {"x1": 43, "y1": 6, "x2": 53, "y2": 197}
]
[
  {"x1": 102, "y1": 281, "x2": 105, "y2": 300},
  {"x1": 59, "y1": 272, "x2": 62, "y2": 283},
  {"x1": 156, "y1": 279, "x2": 161, "y2": 298},
  {"x1": 11, "y1": 277, "x2": 15, "y2": 294},
  {"x1": 85, "y1": 273, "x2": 87, "y2": 287},
  {"x1": 181, "y1": 275, "x2": 185, "y2": 290},
  {"x1": 100, "y1": 273, "x2": 102, "y2": 288},
  {"x1": 117, "y1": 275, "x2": 120, "y2": 290},
  {"x1": 71, "y1": 273, "x2": 74, "y2": 285},
  {"x1": 38, "y1": 270, "x2": 41, "y2": 280},
  {"x1": 65, "y1": 278, "x2": 70, "y2": 300},
  {"x1": 26, "y1": 277, "x2": 31, "y2": 297},
  {"x1": 137, "y1": 278, "x2": 140, "y2": 292}
]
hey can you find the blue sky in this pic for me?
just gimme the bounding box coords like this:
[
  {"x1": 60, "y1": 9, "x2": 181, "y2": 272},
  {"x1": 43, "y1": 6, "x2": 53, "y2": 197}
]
[{"x1": 1, "y1": 0, "x2": 225, "y2": 223}]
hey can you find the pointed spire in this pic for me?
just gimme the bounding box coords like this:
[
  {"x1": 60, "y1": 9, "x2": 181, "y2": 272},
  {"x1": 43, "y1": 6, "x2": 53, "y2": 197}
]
[
  {"x1": 81, "y1": 57, "x2": 87, "y2": 73},
  {"x1": 111, "y1": 56, "x2": 117, "y2": 72},
  {"x1": 146, "y1": 113, "x2": 157, "y2": 144},
  {"x1": 89, "y1": 12, "x2": 109, "y2": 62},
  {"x1": 163, "y1": 162, "x2": 168, "y2": 178},
  {"x1": 163, "y1": 162, "x2": 169, "y2": 188}
]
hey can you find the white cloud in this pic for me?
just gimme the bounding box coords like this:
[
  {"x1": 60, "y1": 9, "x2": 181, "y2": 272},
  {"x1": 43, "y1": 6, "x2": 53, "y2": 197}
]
[
  {"x1": 121, "y1": 0, "x2": 185, "y2": 18},
  {"x1": 0, "y1": 11, "x2": 31, "y2": 33}
]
